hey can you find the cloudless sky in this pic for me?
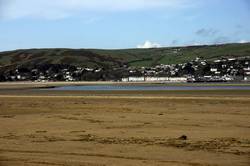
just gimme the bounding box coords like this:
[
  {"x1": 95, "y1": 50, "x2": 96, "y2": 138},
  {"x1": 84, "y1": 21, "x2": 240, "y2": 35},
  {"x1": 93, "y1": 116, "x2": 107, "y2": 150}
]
[{"x1": 0, "y1": 0, "x2": 249, "y2": 51}]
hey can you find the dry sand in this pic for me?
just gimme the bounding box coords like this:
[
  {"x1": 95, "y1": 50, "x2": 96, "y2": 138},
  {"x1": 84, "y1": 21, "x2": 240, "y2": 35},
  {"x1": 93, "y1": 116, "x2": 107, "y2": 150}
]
[{"x1": 0, "y1": 84, "x2": 249, "y2": 166}]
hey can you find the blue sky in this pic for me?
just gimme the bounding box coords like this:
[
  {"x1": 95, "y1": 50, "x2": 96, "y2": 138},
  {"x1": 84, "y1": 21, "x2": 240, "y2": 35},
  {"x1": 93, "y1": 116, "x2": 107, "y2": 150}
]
[{"x1": 0, "y1": 0, "x2": 250, "y2": 51}]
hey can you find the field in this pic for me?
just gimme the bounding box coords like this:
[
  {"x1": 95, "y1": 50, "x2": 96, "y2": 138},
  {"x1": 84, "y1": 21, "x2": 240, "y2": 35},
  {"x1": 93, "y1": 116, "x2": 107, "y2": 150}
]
[
  {"x1": 0, "y1": 83, "x2": 250, "y2": 166},
  {"x1": 0, "y1": 43, "x2": 250, "y2": 68}
]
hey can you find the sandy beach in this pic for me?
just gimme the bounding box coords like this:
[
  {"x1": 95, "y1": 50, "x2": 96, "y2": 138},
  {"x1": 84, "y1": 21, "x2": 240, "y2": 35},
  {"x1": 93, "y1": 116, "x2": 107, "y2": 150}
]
[{"x1": 0, "y1": 83, "x2": 249, "y2": 166}]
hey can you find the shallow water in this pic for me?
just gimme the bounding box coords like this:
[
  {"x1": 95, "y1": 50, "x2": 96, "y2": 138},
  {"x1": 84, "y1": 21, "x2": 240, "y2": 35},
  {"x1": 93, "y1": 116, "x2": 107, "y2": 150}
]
[{"x1": 49, "y1": 84, "x2": 250, "y2": 91}]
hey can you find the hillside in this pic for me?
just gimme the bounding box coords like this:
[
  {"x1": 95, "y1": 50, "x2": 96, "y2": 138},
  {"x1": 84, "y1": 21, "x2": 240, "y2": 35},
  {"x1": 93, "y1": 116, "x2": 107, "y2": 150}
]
[{"x1": 0, "y1": 43, "x2": 250, "y2": 70}]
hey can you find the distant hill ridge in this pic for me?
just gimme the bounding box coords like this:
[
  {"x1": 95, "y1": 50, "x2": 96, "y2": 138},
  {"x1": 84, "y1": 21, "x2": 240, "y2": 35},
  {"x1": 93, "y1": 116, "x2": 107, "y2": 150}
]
[{"x1": 0, "y1": 43, "x2": 250, "y2": 69}]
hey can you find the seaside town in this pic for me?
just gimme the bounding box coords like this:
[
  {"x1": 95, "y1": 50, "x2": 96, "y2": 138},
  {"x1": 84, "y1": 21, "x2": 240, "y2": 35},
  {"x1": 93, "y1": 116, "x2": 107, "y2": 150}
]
[{"x1": 0, "y1": 56, "x2": 250, "y2": 83}]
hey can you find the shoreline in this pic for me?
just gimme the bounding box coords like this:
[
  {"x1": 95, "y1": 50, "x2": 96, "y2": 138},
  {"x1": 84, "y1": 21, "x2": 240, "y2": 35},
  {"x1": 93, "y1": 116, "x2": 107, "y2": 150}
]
[
  {"x1": 2, "y1": 81, "x2": 250, "y2": 84},
  {"x1": 1, "y1": 81, "x2": 250, "y2": 88}
]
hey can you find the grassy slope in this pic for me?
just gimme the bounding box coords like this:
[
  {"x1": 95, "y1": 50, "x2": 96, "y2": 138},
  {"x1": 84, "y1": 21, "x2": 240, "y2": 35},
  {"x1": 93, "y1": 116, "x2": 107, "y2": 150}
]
[{"x1": 0, "y1": 43, "x2": 250, "y2": 69}]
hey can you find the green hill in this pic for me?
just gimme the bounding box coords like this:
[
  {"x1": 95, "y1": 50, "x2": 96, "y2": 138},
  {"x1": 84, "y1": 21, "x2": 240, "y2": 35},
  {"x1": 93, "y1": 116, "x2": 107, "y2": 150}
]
[{"x1": 0, "y1": 43, "x2": 250, "y2": 69}]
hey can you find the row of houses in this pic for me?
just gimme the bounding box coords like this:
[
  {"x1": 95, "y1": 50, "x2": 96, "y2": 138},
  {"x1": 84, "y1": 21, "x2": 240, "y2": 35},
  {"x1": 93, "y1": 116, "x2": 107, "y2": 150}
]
[
  {"x1": 125, "y1": 56, "x2": 250, "y2": 82},
  {"x1": 121, "y1": 77, "x2": 187, "y2": 82},
  {"x1": 1, "y1": 56, "x2": 250, "y2": 82}
]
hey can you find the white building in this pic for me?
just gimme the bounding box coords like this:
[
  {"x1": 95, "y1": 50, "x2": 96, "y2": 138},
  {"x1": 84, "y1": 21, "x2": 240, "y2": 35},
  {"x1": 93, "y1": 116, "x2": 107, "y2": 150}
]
[
  {"x1": 122, "y1": 78, "x2": 129, "y2": 82},
  {"x1": 210, "y1": 68, "x2": 218, "y2": 72},
  {"x1": 168, "y1": 77, "x2": 187, "y2": 82},
  {"x1": 122, "y1": 77, "x2": 187, "y2": 82},
  {"x1": 123, "y1": 77, "x2": 145, "y2": 82}
]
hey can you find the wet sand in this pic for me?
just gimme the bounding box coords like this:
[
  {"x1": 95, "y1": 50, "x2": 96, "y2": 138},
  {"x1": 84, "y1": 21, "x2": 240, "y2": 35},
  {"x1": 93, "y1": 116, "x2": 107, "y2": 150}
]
[{"x1": 0, "y1": 83, "x2": 250, "y2": 166}]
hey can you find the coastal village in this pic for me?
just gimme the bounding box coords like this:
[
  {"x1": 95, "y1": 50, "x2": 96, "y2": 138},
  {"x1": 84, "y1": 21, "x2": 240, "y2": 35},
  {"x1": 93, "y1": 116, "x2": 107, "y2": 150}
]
[{"x1": 0, "y1": 56, "x2": 250, "y2": 82}]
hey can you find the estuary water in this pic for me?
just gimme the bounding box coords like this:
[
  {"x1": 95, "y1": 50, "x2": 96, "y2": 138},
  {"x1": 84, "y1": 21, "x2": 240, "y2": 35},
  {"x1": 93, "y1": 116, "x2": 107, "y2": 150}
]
[{"x1": 49, "y1": 84, "x2": 250, "y2": 91}]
